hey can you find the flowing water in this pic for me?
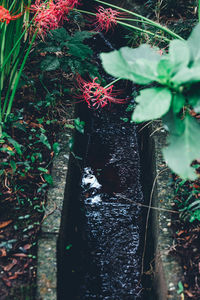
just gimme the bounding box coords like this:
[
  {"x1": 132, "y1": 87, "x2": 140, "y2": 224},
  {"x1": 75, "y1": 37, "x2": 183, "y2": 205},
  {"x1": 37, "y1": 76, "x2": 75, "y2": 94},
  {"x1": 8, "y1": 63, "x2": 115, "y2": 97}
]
[
  {"x1": 58, "y1": 32, "x2": 152, "y2": 300},
  {"x1": 76, "y1": 104, "x2": 146, "y2": 299}
]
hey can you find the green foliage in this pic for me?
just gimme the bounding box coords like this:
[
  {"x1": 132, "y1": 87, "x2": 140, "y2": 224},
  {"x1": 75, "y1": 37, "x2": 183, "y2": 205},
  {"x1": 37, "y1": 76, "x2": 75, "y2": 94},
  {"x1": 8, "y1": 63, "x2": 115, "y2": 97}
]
[
  {"x1": 100, "y1": 23, "x2": 200, "y2": 180},
  {"x1": 39, "y1": 28, "x2": 99, "y2": 77},
  {"x1": 177, "y1": 281, "x2": 184, "y2": 295},
  {"x1": 74, "y1": 117, "x2": 85, "y2": 134}
]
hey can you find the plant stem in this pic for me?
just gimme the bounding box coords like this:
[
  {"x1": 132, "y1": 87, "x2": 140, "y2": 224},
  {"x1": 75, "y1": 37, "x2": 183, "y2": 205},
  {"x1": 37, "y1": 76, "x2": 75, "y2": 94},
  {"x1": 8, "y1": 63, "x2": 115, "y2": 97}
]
[
  {"x1": 104, "y1": 78, "x2": 121, "y2": 89},
  {"x1": 94, "y1": 0, "x2": 184, "y2": 40},
  {"x1": 75, "y1": 8, "x2": 170, "y2": 42},
  {"x1": 74, "y1": 8, "x2": 96, "y2": 16},
  {"x1": 199, "y1": 0, "x2": 200, "y2": 22},
  {"x1": 117, "y1": 20, "x2": 170, "y2": 42}
]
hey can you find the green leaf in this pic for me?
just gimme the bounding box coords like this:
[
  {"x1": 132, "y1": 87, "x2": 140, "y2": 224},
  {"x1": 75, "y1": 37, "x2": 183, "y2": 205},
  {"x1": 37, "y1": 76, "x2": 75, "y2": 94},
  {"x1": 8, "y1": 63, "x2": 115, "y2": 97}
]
[
  {"x1": 38, "y1": 167, "x2": 48, "y2": 173},
  {"x1": 188, "y1": 89, "x2": 200, "y2": 112},
  {"x1": 7, "y1": 138, "x2": 23, "y2": 156},
  {"x1": 163, "y1": 114, "x2": 200, "y2": 180},
  {"x1": 157, "y1": 58, "x2": 173, "y2": 83},
  {"x1": 172, "y1": 93, "x2": 185, "y2": 114},
  {"x1": 52, "y1": 142, "x2": 60, "y2": 156},
  {"x1": 132, "y1": 88, "x2": 172, "y2": 122},
  {"x1": 101, "y1": 45, "x2": 161, "y2": 84},
  {"x1": 187, "y1": 23, "x2": 200, "y2": 63},
  {"x1": 171, "y1": 66, "x2": 200, "y2": 86},
  {"x1": 40, "y1": 46, "x2": 62, "y2": 52},
  {"x1": 37, "y1": 133, "x2": 51, "y2": 150},
  {"x1": 49, "y1": 28, "x2": 70, "y2": 42},
  {"x1": 43, "y1": 173, "x2": 53, "y2": 185},
  {"x1": 10, "y1": 160, "x2": 16, "y2": 173},
  {"x1": 68, "y1": 43, "x2": 93, "y2": 59},
  {"x1": 177, "y1": 281, "x2": 184, "y2": 294},
  {"x1": 68, "y1": 137, "x2": 74, "y2": 150},
  {"x1": 70, "y1": 31, "x2": 96, "y2": 42},
  {"x1": 74, "y1": 118, "x2": 85, "y2": 134},
  {"x1": 169, "y1": 39, "x2": 190, "y2": 70},
  {"x1": 40, "y1": 56, "x2": 60, "y2": 71},
  {"x1": 162, "y1": 110, "x2": 184, "y2": 135}
]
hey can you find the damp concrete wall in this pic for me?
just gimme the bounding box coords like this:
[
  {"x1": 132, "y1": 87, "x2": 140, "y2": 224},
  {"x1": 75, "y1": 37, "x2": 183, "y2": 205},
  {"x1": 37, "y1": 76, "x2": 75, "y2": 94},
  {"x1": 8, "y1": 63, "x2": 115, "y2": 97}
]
[
  {"x1": 140, "y1": 122, "x2": 183, "y2": 300},
  {"x1": 36, "y1": 120, "x2": 74, "y2": 300}
]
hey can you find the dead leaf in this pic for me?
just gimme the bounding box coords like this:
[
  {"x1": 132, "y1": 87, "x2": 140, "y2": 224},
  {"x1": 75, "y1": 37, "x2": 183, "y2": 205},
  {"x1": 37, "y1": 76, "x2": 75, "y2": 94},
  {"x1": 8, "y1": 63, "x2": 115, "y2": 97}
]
[
  {"x1": 23, "y1": 244, "x2": 32, "y2": 250},
  {"x1": 2, "y1": 277, "x2": 11, "y2": 287},
  {"x1": 3, "y1": 259, "x2": 17, "y2": 271},
  {"x1": 13, "y1": 253, "x2": 27, "y2": 257},
  {"x1": 177, "y1": 230, "x2": 185, "y2": 236},
  {"x1": 0, "y1": 220, "x2": 12, "y2": 229},
  {"x1": 0, "y1": 248, "x2": 7, "y2": 257},
  {"x1": 185, "y1": 290, "x2": 194, "y2": 297}
]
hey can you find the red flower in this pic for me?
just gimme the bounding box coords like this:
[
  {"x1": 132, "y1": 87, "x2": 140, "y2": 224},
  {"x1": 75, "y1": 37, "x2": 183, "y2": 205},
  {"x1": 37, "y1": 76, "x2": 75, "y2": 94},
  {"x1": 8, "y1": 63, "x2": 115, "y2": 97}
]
[
  {"x1": 77, "y1": 76, "x2": 125, "y2": 109},
  {"x1": 95, "y1": 6, "x2": 121, "y2": 32},
  {"x1": 0, "y1": 5, "x2": 23, "y2": 24},
  {"x1": 31, "y1": 0, "x2": 80, "y2": 37},
  {"x1": 31, "y1": 1, "x2": 58, "y2": 37}
]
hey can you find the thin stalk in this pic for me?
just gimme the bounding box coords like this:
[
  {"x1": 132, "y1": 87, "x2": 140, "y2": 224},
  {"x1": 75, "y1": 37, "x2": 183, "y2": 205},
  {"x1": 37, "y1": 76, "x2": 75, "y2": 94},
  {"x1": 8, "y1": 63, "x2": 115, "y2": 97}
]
[
  {"x1": 117, "y1": 20, "x2": 170, "y2": 42},
  {"x1": 74, "y1": 8, "x2": 96, "y2": 16},
  {"x1": 0, "y1": 23, "x2": 6, "y2": 90},
  {"x1": 104, "y1": 78, "x2": 121, "y2": 89},
  {"x1": 94, "y1": 0, "x2": 184, "y2": 40},
  {"x1": 2, "y1": 42, "x2": 26, "y2": 116},
  {"x1": 199, "y1": 0, "x2": 200, "y2": 22},
  {"x1": 4, "y1": 30, "x2": 38, "y2": 122},
  {"x1": 75, "y1": 8, "x2": 170, "y2": 42}
]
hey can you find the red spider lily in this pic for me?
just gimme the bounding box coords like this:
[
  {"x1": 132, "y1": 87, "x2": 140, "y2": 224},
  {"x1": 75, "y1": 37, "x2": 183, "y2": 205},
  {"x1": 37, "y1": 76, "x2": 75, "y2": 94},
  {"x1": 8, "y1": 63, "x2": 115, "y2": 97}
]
[
  {"x1": 0, "y1": 6, "x2": 23, "y2": 24},
  {"x1": 31, "y1": 0, "x2": 59, "y2": 36},
  {"x1": 31, "y1": 0, "x2": 80, "y2": 37},
  {"x1": 77, "y1": 76, "x2": 126, "y2": 109},
  {"x1": 95, "y1": 6, "x2": 121, "y2": 32},
  {"x1": 53, "y1": 0, "x2": 80, "y2": 24}
]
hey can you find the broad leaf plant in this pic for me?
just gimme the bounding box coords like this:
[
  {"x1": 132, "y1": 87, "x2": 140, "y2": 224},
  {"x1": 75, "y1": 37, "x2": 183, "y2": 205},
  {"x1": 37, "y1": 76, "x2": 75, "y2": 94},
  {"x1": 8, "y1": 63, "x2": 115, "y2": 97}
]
[{"x1": 101, "y1": 24, "x2": 200, "y2": 180}]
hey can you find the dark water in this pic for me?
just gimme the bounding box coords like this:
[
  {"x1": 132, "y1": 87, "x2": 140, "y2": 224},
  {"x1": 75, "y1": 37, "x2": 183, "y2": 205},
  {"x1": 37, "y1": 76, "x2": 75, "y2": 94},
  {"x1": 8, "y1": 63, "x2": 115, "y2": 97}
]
[{"x1": 76, "y1": 103, "x2": 145, "y2": 300}]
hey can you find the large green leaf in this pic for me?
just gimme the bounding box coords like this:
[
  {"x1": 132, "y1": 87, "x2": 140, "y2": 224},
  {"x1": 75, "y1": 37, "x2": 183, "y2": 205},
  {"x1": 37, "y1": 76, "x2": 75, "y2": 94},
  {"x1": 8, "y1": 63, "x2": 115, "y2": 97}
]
[
  {"x1": 49, "y1": 28, "x2": 70, "y2": 42},
  {"x1": 187, "y1": 23, "x2": 200, "y2": 64},
  {"x1": 40, "y1": 56, "x2": 60, "y2": 71},
  {"x1": 172, "y1": 93, "x2": 185, "y2": 114},
  {"x1": 171, "y1": 66, "x2": 200, "y2": 86},
  {"x1": 100, "y1": 45, "x2": 161, "y2": 84},
  {"x1": 132, "y1": 87, "x2": 172, "y2": 122},
  {"x1": 169, "y1": 39, "x2": 190, "y2": 70},
  {"x1": 68, "y1": 31, "x2": 96, "y2": 42},
  {"x1": 157, "y1": 58, "x2": 173, "y2": 83},
  {"x1": 162, "y1": 109, "x2": 184, "y2": 135},
  {"x1": 163, "y1": 114, "x2": 200, "y2": 180},
  {"x1": 67, "y1": 43, "x2": 93, "y2": 59}
]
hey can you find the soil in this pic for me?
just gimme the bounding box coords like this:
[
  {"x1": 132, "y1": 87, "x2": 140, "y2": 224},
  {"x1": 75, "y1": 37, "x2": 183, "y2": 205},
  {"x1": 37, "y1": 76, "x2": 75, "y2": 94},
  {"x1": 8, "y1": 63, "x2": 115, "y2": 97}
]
[{"x1": 0, "y1": 49, "x2": 76, "y2": 299}]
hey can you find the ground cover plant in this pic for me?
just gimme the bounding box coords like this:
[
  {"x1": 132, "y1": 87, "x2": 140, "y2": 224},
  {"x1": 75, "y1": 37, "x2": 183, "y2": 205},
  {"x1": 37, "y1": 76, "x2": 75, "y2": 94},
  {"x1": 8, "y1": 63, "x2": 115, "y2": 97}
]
[{"x1": 0, "y1": 0, "x2": 200, "y2": 298}]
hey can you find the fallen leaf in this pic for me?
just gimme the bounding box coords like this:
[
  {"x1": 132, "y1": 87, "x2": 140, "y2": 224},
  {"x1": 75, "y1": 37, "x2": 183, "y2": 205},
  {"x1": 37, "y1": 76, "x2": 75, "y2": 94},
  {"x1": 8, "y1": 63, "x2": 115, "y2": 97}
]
[
  {"x1": 0, "y1": 220, "x2": 12, "y2": 229},
  {"x1": 13, "y1": 253, "x2": 27, "y2": 257},
  {"x1": 177, "y1": 230, "x2": 185, "y2": 236},
  {"x1": 23, "y1": 244, "x2": 32, "y2": 250},
  {"x1": 185, "y1": 290, "x2": 194, "y2": 297},
  {"x1": 0, "y1": 248, "x2": 7, "y2": 257},
  {"x1": 2, "y1": 277, "x2": 11, "y2": 287},
  {"x1": 3, "y1": 259, "x2": 17, "y2": 271}
]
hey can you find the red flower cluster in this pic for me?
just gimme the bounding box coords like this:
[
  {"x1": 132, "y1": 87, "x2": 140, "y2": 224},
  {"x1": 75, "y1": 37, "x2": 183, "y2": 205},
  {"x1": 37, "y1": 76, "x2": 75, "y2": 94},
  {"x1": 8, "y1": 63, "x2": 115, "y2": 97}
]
[
  {"x1": 0, "y1": 5, "x2": 22, "y2": 24},
  {"x1": 95, "y1": 6, "x2": 120, "y2": 32},
  {"x1": 31, "y1": 0, "x2": 80, "y2": 37},
  {"x1": 77, "y1": 76, "x2": 125, "y2": 109}
]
